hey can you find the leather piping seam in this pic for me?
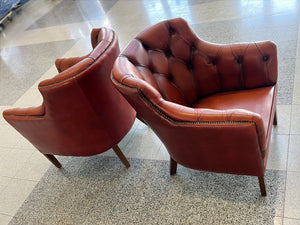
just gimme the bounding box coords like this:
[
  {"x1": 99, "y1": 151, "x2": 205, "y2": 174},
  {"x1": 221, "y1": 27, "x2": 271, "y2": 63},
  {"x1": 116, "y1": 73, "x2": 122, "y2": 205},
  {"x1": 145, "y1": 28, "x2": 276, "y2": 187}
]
[
  {"x1": 112, "y1": 76, "x2": 261, "y2": 125},
  {"x1": 3, "y1": 114, "x2": 44, "y2": 118}
]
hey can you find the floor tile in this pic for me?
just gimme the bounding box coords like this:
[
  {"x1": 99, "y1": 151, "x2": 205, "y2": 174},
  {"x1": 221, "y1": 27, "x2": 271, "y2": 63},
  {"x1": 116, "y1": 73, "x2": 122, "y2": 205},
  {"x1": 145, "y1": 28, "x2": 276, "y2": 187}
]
[
  {"x1": 291, "y1": 105, "x2": 300, "y2": 134},
  {"x1": 175, "y1": 169, "x2": 285, "y2": 224},
  {"x1": 292, "y1": 60, "x2": 300, "y2": 104},
  {"x1": 0, "y1": 178, "x2": 37, "y2": 216},
  {"x1": 284, "y1": 172, "x2": 300, "y2": 219},
  {"x1": 0, "y1": 176, "x2": 14, "y2": 193},
  {"x1": 153, "y1": 144, "x2": 170, "y2": 161},
  {"x1": 27, "y1": 0, "x2": 117, "y2": 30},
  {"x1": 0, "y1": 40, "x2": 76, "y2": 105},
  {"x1": 14, "y1": 137, "x2": 36, "y2": 151},
  {"x1": 0, "y1": 214, "x2": 12, "y2": 225},
  {"x1": 0, "y1": 0, "x2": 63, "y2": 48},
  {"x1": 273, "y1": 105, "x2": 291, "y2": 135},
  {"x1": 127, "y1": 122, "x2": 162, "y2": 160},
  {"x1": 4, "y1": 22, "x2": 98, "y2": 48},
  {"x1": 287, "y1": 135, "x2": 300, "y2": 172},
  {"x1": 0, "y1": 147, "x2": 34, "y2": 177},
  {"x1": 284, "y1": 218, "x2": 300, "y2": 225},
  {"x1": 267, "y1": 134, "x2": 289, "y2": 171},
  {"x1": 0, "y1": 124, "x2": 23, "y2": 148},
  {"x1": 244, "y1": 1, "x2": 300, "y2": 17},
  {"x1": 277, "y1": 57, "x2": 296, "y2": 105},
  {"x1": 14, "y1": 151, "x2": 50, "y2": 181},
  {"x1": 274, "y1": 217, "x2": 284, "y2": 225}
]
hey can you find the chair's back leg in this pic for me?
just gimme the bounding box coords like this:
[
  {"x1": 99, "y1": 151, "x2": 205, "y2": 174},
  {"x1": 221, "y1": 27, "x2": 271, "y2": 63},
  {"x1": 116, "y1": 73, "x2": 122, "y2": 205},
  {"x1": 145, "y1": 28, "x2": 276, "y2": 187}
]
[
  {"x1": 112, "y1": 145, "x2": 130, "y2": 168},
  {"x1": 273, "y1": 110, "x2": 277, "y2": 125},
  {"x1": 44, "y1": 154, "x2": 62, "y2": 168}
]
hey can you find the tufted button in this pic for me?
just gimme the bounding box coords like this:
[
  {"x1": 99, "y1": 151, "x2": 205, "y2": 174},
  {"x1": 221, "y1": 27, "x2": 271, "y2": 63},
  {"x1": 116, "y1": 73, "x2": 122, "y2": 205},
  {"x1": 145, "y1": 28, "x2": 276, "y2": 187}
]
[
  {"x1": 169, "y1": 27, "x2": 175, "y2": 35},
  {"x1": 263, "y1": 55, "x2": 269, "y2": 61},
  {"x1": 166, "y1": 50, "x2": 172, "y2": 57},
  {"x1": 191, "y1": 45, "x2": 196, "y2": 52},
  {"x1": 212, "y1": 59, "x2": 217, "y2": 66},
  {"x1": 237, "y1": 56, "x2": 243, "y2": 64},
  {"x1": 187, "y1": 61, "x2": 193, "y2": 70}
]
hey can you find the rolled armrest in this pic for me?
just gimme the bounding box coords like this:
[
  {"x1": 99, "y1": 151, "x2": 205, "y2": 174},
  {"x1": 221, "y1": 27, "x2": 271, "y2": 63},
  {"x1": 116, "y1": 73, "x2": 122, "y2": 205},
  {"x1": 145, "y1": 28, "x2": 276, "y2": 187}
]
[
  {"x1": 3, "y1": 104, "x2": 45, "y2": 118},
  {"x1": 55, "y1": 55, "x2": 89, "y2": 72}
]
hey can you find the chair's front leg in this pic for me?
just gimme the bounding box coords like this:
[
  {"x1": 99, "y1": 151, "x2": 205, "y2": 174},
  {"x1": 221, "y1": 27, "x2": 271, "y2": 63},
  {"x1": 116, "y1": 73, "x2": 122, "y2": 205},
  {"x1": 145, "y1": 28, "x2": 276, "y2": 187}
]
[
  {"x1": 258, "y1": 176, "x2": 267, "y2": 196},
  {"x1": 170, "y1": 157, "x2": 177, "y2": 175}
]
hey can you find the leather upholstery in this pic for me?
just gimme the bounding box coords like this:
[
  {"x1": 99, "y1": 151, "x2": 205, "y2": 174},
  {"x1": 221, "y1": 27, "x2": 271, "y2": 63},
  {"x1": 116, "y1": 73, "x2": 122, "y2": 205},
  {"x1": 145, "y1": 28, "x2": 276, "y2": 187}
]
[
  {"x1": 112, "y1": 18, "x2": 277, "y2": 187},
  {"x1": 3, "y1": 28, "x2": 136, "y2": 161}
]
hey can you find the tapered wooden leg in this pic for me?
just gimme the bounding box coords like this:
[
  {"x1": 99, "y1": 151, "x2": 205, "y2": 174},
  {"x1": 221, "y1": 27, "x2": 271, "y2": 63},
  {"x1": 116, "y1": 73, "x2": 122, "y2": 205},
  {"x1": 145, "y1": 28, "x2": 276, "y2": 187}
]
[
  {"x1": 258, "y1": 176, "x2": 267, "y2": 196},
  {"x1": 112, "y1": 145, "x2": 130, "y2": 168},
  {"x1": 170, "y1": 157, "x2": 177, "y2": 175},
  {"x1": 273, "y1": 110, "x2": 277, "y2": 125},
  {"x1": 44, "y1": 154, "x2": 62, "y2": 169}
]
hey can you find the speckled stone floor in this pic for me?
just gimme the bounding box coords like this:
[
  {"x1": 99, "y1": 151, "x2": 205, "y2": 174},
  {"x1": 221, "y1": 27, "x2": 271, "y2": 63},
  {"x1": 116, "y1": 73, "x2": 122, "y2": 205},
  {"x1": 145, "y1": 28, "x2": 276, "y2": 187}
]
[
  {"x1": 1, "y1": 0, "x2": 300, "y2": 224},
  {"x1": 9, "y1": 156, "x2": 286, "y2": 225}
]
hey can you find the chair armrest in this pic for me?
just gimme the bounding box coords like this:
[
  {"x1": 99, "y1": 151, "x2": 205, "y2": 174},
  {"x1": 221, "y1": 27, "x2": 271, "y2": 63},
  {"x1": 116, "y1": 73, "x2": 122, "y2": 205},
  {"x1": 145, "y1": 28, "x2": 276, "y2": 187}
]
[
  {"x1": 55, "y1": 55, "x2": 89, "y2": 72},
  {"x1": 3, "y1": 104, "x2": 45, "y2": 118},
  {"x1": 157, "y1": 100, "x2": 265, "y2": 151}
]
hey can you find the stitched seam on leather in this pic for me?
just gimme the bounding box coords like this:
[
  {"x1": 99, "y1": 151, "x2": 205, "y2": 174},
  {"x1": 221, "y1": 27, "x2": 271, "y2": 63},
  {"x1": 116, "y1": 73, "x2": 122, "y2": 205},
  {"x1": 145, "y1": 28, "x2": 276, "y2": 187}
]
[
  {"x1": 140, "y1": 87, "x2": 264, "y2": 157},
  {"x1": 112, "y1": 76, "x2": 255, "y2": 124},
  {"x1": 4, "y1": 114, "x2": 44, "y2": 118},
  {"x1": 39, "y1": 30, "x2": 115, "y2": 88}
]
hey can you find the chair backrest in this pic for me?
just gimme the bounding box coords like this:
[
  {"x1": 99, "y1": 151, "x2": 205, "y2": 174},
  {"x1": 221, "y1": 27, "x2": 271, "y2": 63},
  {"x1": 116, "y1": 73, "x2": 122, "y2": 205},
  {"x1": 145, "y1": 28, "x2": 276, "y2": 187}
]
[
  {"x1": 4, "y1": 28, "x2": 136, "y2": 156},
  {"x1": 119, "y1": 17, "x2": 277, "y2": 107}
]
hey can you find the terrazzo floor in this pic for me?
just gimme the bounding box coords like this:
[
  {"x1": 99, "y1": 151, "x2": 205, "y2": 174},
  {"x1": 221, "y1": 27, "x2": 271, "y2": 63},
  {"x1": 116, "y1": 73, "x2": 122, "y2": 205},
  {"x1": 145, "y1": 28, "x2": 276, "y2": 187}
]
[
  {"x1": 9, "y1": 156, "x2": 286, "y2": 225},
  {"x1": 0, "y1": 0, "x2": 300, "y2": 224}
]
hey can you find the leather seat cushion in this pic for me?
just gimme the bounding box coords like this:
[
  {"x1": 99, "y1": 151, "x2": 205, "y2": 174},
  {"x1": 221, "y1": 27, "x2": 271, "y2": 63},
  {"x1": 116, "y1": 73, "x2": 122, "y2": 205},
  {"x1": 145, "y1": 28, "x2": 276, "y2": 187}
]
[{"x1": 193, "y1": 86, "x2": 275, "y2": 138}]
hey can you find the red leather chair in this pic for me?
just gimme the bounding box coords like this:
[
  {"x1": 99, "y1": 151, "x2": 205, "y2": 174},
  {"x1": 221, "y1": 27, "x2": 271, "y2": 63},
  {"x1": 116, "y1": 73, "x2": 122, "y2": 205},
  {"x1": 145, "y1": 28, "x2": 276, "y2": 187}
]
[
  {"x1": 111, "y1": 18, "x2": 277, "y2": 196},
  {"x1": 3, "y1": 27, "x2": 136, "y2": 169}
]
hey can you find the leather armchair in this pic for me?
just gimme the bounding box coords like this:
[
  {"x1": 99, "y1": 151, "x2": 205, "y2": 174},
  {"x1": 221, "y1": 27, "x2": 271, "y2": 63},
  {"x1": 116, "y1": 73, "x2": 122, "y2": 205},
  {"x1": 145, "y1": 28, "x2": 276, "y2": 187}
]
[
  {"x1": 111, "y1": 18, "x2": 277, "y2": 196},
  {"x1": 3, "y1": 28, "x2": 136, "y2": 169}
]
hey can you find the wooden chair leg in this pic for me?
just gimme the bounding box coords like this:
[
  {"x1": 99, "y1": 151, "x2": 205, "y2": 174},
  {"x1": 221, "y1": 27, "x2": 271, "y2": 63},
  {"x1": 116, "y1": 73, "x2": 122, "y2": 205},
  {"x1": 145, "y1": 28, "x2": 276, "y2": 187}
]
[
  {"x1": 112, "y1": 145, "x2": 130, "y2": 168},
  {"x1": 273, "y1": 110, "x2": 277, "y2": 125},
  {"x1": 258, "y1": 176, "x2": 267, "y2": 196},
  {"x1": 170, "y1": 157, "x2": 177, "y2": 175},
  {"x1": 44, "y1": 154, "x2": 62, "y2": 169}
]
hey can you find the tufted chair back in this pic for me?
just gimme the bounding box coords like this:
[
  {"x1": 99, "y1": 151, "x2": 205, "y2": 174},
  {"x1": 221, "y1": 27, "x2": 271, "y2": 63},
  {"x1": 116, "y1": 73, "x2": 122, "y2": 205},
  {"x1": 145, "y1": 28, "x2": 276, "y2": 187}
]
[
  {"x1": 121, "y1": 18, "x2": 277, "y2": 107},
  {"x1": 112, "y1": 18, "x2": 278, "y2": 196}
]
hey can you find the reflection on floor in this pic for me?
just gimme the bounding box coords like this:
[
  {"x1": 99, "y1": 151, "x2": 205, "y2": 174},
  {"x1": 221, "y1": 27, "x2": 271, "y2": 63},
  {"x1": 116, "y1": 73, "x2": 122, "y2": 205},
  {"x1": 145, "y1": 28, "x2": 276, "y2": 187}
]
[{"x1": 0, "y1": 0, "x2": 300, "y2": 224}]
